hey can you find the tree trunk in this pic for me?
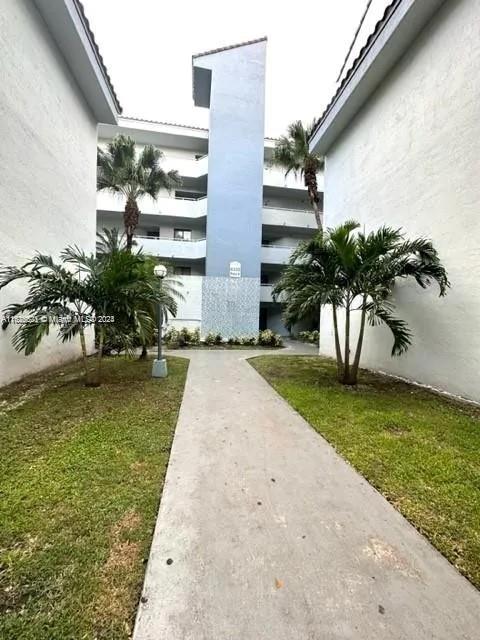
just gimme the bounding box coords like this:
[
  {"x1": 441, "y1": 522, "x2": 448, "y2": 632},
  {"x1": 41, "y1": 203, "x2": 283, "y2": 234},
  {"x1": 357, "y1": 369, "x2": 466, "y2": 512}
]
[
  {"x1": 332, "y1": 304, "x2": 344, "y2": 381},
  {"x1": 78, "y1": 322, "x2": 92, "y2": 385},
  {"x1": 342, "y1": 294, "x2": 353, "y2": 385},
  {"x1": 124, "y1": 197, "x2": 140, "y2": 252},
  {"x1": 304, "y1": 170, "x2": 322, "y2": 229},
  {"x1": 139, "y1": 344, "x2": 148, "y2": 360},
  {"x1": 88, "y1": 327, "x2": 104, "y2": 387},
  {"x1": 350, "y1": 296, "x2": 368, "y2": 385}
]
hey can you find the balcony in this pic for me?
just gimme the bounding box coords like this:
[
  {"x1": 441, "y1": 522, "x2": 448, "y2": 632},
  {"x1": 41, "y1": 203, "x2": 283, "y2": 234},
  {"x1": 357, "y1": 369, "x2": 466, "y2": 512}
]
[
  {"x1": 263, "y1": 166, "x2": 324, "y2": 191},
  {"x1": 134, "y1": 236, "x2": 207, "y2": 259},
  {"x1": 97, "y1": 192, "x2": 207, "y2": 218},
  {"x1": 262, "y1": 205, "x2": 316, "y2": 229},
  {"x1": 261, "y1": 244, "x2": 297, "y2": 265},
  {"x1": 260, "y1": 284, "x2": 285, "y2": 303},
  {"x1": 98, "y1": 193, "x2": 317, "y2": 230},
  {"x1": 164, "y1": 155, "x2": 208, "y2": 179}
]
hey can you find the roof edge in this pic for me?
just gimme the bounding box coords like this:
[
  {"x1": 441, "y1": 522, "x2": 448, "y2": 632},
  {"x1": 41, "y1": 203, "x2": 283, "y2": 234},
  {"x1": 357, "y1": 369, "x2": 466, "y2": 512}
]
[
  {"x1": 309, "y1": 0, "x2": 447, "y2": 155},
  {"x1": 192, "y1": 36, "x2": 267, "y2": 60},
  {"x1": 33, "y1": 0, "x2": 121, "y2": 123}
]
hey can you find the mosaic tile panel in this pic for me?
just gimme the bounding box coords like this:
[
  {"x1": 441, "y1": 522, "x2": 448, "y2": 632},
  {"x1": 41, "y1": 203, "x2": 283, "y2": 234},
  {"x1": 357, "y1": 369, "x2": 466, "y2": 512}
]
[{"x1": 201, "y1": 276, "x2": 260, "y2": 338}]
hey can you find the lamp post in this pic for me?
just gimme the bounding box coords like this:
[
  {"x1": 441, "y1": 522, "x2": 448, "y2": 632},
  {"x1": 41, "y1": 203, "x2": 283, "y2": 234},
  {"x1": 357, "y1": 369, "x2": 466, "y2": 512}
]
[{"x1": 152, "y1": 263, "x2": 168, "y2": 378}]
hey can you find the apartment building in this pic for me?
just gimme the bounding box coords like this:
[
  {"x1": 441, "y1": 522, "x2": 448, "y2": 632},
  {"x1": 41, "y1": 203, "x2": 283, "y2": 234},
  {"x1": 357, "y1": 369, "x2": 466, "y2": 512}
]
[
  {"x1": 0, "y1": 0, "x2": 120, "y2": 387},
  {"x1": 309, "y1": 0, "x2": 479, "y2": 402},
  {"x1": 98, "y1": 39, "x2": 322, "y2": 337}
]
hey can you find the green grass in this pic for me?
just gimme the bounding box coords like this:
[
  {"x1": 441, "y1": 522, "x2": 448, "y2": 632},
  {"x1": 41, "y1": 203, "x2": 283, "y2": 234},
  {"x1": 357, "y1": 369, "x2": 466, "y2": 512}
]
[
  {"x1": 250, "y1": 355, "x2": 480, "y2": 589},
  {"x1": 0, "y1": 355, "x2": 188, "y2": 640}
]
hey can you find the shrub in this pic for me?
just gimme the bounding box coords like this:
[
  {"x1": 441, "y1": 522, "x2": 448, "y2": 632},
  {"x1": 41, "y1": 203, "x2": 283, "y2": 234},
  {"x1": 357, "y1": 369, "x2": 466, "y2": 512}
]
[
  {"x1": 298, "y1": 330, "x2": 319, "y2": 345},
  {"x1": 240, "y1": 335, "x2": 257, "y2": 346},
  {"x1": 165, "y1": 326, "x2": 201, "y2": 347},
  {"x1": 258, "y1": 329, "x2": 283, "y2": 347},
  {"x1": 214, "y1": 333, "x2": 223, "y2": 345},
  {"x1": 190, "y1": 327, "x2": 201, "y2": 345},
  {"x1": 204, "y1": 332, "x2": 218, "y2": 346},
  {"x1": 164, "y1": 326, "x2": 180, "y2": 348}
]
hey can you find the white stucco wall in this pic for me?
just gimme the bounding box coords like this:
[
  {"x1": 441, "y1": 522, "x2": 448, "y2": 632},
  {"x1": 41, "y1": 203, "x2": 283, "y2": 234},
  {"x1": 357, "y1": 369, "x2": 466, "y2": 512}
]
[
  {"x1": 320, "y1": 0, "x2": 480, "y2": 401},
  {"x1": 0, "y1": 0, "x2": 98, "y2": 386},
  {"x1": 167, "y1": 276, "x2": 203, "y2": 330}
]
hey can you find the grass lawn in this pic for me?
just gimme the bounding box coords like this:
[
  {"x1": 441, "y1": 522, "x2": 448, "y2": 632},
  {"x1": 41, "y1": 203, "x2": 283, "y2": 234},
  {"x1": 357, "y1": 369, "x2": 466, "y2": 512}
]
[
  {"x1": 250, "y1": 355, "x2": 480, "y2": 590},
  {"x1": 0, "y1": 355, "x2": 188, "y2": 640}
]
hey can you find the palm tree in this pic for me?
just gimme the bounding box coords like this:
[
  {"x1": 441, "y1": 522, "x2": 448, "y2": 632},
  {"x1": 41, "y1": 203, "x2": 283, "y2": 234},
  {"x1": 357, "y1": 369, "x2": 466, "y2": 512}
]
[
  {"x1": 96, "y1": 228, "x2": 183, "y2": 359},
  {"x1": 272, "y1": 120, "x2": 324, "y2": 229},
  {"x1": 0, "y1": 242, "x2": 182, "y2": 386},
  {"x1": 97, "y1": 135, "x2": 182, "y2": 251},
  {"x1": 273, "y1": 221, "x2": 449, "y2": 385}
]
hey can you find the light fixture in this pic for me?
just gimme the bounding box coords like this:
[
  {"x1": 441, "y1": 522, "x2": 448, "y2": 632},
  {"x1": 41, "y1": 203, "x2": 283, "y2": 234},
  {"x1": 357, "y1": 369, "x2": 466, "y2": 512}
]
[{"x1": 154, "y1": 264, "x2": 167, "y2": 279}]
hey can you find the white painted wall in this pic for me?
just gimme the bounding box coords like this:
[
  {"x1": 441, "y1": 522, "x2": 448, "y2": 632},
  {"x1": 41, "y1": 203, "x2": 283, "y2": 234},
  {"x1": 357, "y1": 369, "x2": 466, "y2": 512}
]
[
  {"x1": 0, "y1": 0, "x2": 97, "y2": 386},
  {"x1": 320, "y1": 0, "x2": 480, "y2": 402},
  {"x1": 166, "y1": 276, "x2": 203, "y2": 330}
]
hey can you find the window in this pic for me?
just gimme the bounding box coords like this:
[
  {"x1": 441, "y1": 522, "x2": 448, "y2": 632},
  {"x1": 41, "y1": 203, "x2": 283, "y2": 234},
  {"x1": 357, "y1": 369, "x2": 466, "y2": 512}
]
[
  {"x1": 146, "y1": 229, "x2": 159, "y2": 239},
  {"x1": 174, "y1": 266, "x2": 191, "y2": 276},
  {"x1": 174, "y1": 229, "x2": 192, "y2": 241}
]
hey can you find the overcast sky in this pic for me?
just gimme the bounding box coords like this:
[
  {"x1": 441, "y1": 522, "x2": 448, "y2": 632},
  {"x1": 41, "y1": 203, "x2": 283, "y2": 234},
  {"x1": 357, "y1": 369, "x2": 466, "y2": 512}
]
[{"x1": 82, "y1": 0, "x2": 391, "y2": 138}]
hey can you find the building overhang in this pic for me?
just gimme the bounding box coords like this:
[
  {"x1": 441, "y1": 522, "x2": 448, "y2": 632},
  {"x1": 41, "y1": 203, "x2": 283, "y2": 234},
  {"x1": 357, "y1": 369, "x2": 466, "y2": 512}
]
[
  {"x1": 309, "y1": 0, "x2": 447, "y2": 156},
  {"x1": 191, "y1": 37, "x2": 267, "y2": 108},
  {"x1": 192, "y1": 66, "x2": 212, "y2": 108},
  {"x1": 33, "y1": 0, "x2": 121, "y2": 124},
  {"x1": 99, "y1": 117, "x2": 209, "y2": 152}
]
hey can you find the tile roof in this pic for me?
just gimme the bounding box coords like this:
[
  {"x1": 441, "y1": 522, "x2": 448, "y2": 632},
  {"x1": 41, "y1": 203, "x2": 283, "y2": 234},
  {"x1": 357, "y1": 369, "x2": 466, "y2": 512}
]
[
  {"x1": 192, "y1": 36, "x2": 267, "y2": 59},
  {"x1": 309, "y1": 0, "x2": 400, "y2": 142},
  {"x1": 75, "y1": 0, "x2": 122, "y2": 113},
  {"x1": 120, "y1": 116, "x2": 278, "y2": 141},
  {"x1": 121, "y1": 116, "x2": 208, "y2": 132}
]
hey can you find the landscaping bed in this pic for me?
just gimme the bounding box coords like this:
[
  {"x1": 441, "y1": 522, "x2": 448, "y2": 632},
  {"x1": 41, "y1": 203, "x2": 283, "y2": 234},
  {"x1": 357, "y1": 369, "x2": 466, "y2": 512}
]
[
  {"x1": 0, "y1": 356, "x2": 188, "y2": 640},
  {"x1": 250, "y1": 355, "x2": 480, "y2": 589},
  {"x1": 163, "y1": 327, "x2": 284, "y2": 349}
]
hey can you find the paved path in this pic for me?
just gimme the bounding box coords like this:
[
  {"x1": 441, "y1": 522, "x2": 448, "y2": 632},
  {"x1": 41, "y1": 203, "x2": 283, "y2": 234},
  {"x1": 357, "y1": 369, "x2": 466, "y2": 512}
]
[{"x1": 134, "y1": 346, "x2": 480, "y2": 640}]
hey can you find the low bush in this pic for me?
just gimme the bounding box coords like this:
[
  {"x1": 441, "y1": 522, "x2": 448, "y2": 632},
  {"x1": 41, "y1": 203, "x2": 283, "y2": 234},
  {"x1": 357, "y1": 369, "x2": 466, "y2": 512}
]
[
  {"x1": 204, "y1": 332, "x2": 219, "y2": 346},
  {"x1": 258, "y1": 329, "x2": 283, "y2": 347},
  {"x1": 165, "y1": 326, "x2": 201, "y2": 348},
  {"x1": 165, "y1": 328, "x2": 283, "y2": 348},
  {"x1": 298, "y1": 330, "x2": 319, "y2": 345}
]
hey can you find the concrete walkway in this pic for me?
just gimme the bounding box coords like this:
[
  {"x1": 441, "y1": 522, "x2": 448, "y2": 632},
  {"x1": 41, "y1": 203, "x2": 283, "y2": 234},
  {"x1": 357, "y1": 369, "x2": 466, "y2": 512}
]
[{"x1": 134, "y1": 346, "x2": 480, "y2": 640}]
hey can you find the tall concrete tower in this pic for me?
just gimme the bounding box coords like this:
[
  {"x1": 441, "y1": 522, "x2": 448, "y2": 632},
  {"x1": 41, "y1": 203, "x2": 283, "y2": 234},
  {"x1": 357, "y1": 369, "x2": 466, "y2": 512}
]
[{"x1": 192, "y1": 38, "x2": 267, "y2": 337}]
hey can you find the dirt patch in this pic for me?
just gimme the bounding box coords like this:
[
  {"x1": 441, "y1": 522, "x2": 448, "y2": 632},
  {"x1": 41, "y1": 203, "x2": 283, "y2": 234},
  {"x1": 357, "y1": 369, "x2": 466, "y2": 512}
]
[
  {"x1": 384, "y1": 422, "x2": 411, "y2": 436},
  {"x1": 94, "y1": 511, "x2": 142, "y2": 635},
  {"x1": 130, "y1": 461, "x2": 147, "y2": 474}
]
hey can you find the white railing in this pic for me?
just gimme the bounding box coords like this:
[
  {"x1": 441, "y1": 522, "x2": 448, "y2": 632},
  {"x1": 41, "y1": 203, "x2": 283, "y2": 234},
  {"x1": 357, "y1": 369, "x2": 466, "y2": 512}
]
[
  {"x1": 261, "y1": 205, "x2": 317, "y2": 230},
  {"x1": 135, "y1": 235, "x2": 206, "y2": 242},
  {"x1": 261, "y1": 244, "x2": 297, "y2": 265},
  {"x1": 262, "y1": 205, "x2": 310, "y2": 214},
  {"x1": 134, "y1": 236, "x2": 207, "y2": 259}
]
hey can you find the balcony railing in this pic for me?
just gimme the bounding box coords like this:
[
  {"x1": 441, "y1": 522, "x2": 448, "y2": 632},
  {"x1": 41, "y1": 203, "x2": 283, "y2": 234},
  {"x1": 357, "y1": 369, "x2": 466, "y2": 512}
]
[
  {"x1": 261, "y1": 243, "x2": 298, "y2": 265},
  {"x1": 134, "y1": 236, "x2": 207, "y2": 259},
  {"x1": 262, "y1": 205, "x2": 317, "y2": 229}
]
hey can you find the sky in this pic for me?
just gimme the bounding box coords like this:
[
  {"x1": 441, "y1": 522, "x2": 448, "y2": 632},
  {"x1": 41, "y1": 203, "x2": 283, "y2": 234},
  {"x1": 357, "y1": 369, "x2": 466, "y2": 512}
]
[{"x1": 82, "y1": 0, "x2": 392, "y2": 138}]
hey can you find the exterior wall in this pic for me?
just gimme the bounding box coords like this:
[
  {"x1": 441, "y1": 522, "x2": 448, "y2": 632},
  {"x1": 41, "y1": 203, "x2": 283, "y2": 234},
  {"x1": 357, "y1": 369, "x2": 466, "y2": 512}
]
[
  {"x1": 194, "y1": 41, "x2": 267, "y2": 337},
  {"x1": 0, "y1": 0, "x2": 97, "y2": 387},
  {"x1": 320, "y1": 0, "x2": 480, "y2": 401},
  {"x1": 166, "y1": 276, "x2": 203, "y2": 330},
  {"x1": 195, "y1": 41, "x2": 266, "y2": 279}
]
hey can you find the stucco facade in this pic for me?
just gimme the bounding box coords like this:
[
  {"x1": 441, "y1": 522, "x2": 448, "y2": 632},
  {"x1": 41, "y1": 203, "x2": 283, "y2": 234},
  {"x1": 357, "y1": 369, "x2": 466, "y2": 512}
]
[
  {"x1": 315, "y1": 0, "x2": 480, "y2": 401},
  {"x1": 0, "y1": 0, "x2": 119, "y2": 386},
  {"x1": 98, "y1": 41, "x2": 319, "y2": 338}
]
